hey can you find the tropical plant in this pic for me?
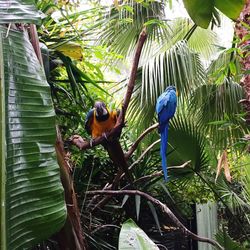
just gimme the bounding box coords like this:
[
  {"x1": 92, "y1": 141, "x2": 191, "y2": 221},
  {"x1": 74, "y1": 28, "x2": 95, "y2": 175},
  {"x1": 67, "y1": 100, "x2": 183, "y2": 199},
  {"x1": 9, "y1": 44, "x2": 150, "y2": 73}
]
[
  {"x1": 49, "y1": 0, "x2": 250, "y2": 249},
  {"x1": 1, "y1": 0, "x2": 249, "y2": 249},
  {"x1": 0, "y1": 1, "x2": 66, "y2": 249}
]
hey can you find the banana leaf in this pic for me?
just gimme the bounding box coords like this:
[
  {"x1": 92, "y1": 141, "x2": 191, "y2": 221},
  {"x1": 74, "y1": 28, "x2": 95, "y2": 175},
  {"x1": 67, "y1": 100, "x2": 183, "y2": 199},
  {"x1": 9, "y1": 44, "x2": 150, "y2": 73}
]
[
  {"x1": 0, "y1": 27, "x2": 66, "y2": 250},
  {"x1": 0, "y1": 0, "x2": 41, "y2": 24}
]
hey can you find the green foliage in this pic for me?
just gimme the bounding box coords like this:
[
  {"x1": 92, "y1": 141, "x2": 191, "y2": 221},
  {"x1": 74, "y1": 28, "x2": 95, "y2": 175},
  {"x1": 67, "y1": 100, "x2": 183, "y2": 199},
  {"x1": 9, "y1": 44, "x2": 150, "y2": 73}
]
[
  {"x1": 0, "y1": 0, "x2": 41, "y2": 24},
  {"x1": 216, "y1": 229, "x2": 248, "y2": 250},
  {"x1": 215, "y1": 0, "x2": 245, "y2": 21},
  {"x1": 168, "y1": 113, "x2": 209, "y2": 175},
  {"x1": 183, "y1": 0, "x2": 245, "y2": 28},
  {"x1": 183, "y1": 0, "x2": 213, "y2": 28},
  {"x1": 118, "y1": 219, "x2": 159, "y2": 250},
  {"x1": 0, "y1": 27, "x2": 66, "y2": 250},
  {"x1": 33, "y1": 0, "x2": 250, "y2": 249}
]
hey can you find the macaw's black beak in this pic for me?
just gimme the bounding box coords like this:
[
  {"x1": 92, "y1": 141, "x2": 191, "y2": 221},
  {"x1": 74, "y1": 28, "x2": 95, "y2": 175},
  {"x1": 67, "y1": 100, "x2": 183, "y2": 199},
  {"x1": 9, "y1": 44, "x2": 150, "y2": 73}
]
[{"x1": 94, "y1": 101, "x2": 107, "y2": 117}]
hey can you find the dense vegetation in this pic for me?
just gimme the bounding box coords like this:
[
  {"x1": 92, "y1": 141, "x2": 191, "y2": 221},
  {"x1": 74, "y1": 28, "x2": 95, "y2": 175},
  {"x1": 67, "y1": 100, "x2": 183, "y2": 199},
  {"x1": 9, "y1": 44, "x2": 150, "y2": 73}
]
[{"x1": 1, "y1": 0, "x2": 250, "y2": 249}]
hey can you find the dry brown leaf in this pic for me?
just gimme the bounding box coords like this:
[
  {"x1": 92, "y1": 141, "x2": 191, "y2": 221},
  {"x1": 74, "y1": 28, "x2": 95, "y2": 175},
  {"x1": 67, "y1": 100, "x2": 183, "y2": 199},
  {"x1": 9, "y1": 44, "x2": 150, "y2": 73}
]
[
  {"x1": 215, "y1": 150, "x2": 232, "y2": 183},
  {"x1": 223, "y1": 151, "x2": 232, "y2": 183}
]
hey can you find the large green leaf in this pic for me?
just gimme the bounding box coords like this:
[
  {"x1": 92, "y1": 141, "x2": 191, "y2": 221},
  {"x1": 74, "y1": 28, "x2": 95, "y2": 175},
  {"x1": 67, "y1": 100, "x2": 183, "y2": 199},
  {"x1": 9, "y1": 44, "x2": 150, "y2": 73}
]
[
  {"x1": 0, "y1": 27, "x2": 66, "y2": 249},
  {"x1": 182, "y1": 0, "x2": 213, "y2": 28},
  {"x1": 0, "y1": 0, "x2": 41, "y2": 24},
  {"x1": 183, "y1": 0, "x2": 244, "y2": 28},
  {"x1": 118, "y1": 219, "x2": 159, "y2": 250},
  {"x1": 168, "y1": 113, "x2": 209, "y2": 175},
  {"x1": 215, "y1": 0, "x2": 245, "y2": 20}
]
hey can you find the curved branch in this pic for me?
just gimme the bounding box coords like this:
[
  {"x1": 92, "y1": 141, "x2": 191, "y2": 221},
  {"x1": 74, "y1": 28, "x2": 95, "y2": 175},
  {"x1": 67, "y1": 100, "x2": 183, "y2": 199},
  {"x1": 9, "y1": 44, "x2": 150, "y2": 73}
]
[
  {"x1": 86, "y1": 190, "x2": 224, "y2": 250},
  {"x1": 89, "y1": 160, "x2": 190, "y2": 212},
  {"x1": 125, "y1": 122, "x2": 159, "y2": 160},
  {"x1": 116, "y1": 139, "x2": 160, "y2": 183},
  {"x1": 122, "y1": 160, "x2": 191, "y2": 189}
]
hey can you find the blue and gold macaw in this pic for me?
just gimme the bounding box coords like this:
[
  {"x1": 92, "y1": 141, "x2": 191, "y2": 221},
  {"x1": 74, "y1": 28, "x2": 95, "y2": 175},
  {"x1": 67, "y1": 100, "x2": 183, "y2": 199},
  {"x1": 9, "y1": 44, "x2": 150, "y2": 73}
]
[
  {"x1": 85, "y1": 101, "x2": 119, "y2": 139},
  {"x1": 85, "y1": 101, "x2": 133, "y2": 183},
  {"x1": 156, "y1": 86, "x2": 177, "y2": 181}
]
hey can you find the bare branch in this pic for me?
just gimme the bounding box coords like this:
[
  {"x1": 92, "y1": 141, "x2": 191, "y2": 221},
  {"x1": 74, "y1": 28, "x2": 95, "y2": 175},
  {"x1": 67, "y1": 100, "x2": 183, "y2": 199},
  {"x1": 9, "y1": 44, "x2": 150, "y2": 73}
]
[
  {"x1": 117, "y1": 27, "x2": 148, "y2": 125},
  {"x1": 29, "y1": 24, "x2": 43, "y2": 66},
  {"x1": 55, "y1": 128, "x2": 86, "y2": 249},
  {"x1": 86, "y1": 190, "x2": 224, "y2": 250},
  {"x1": 117, "y1": 139, "x2": 160, "y2": 182},
  {"x1": 89, "y1": 160, "x2": 191, "y2": 212},
  {"x1": 169, "y1": 160, "x2": 191, "y2": 169},
  {"x1": 125, "y1": 122, "x2": 159, "y2": 160},
  {"x1": 69, "y1": 123, "x2": 124, "y2": 150},
  {"x1": 122, "y1": 160, "x2": 191, "y2": 189}
]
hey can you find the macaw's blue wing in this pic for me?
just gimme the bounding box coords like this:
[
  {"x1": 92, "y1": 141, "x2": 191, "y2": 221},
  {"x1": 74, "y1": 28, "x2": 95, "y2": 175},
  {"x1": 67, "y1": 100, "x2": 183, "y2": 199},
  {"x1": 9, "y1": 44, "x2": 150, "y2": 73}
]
[
  {"x1": 85, "y1": 109, "x2": 94, "y2": 135},
  {"x1": 156, "y1": 86, "x2": 177, "y2": 181}
]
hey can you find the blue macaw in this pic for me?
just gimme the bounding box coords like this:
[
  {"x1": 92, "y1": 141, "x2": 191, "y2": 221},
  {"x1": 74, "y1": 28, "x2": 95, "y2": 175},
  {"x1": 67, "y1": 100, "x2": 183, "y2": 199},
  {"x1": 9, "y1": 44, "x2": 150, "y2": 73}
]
[{"x1": 156, "y1": 86, "x2": 177, "y2": 181}]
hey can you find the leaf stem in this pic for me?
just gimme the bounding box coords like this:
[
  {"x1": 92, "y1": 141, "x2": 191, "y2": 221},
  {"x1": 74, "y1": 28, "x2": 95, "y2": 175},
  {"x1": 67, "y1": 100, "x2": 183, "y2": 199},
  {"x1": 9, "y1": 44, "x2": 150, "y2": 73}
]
[{"x1": 0, "y1": 32, "x2": 6, "y2": 250}]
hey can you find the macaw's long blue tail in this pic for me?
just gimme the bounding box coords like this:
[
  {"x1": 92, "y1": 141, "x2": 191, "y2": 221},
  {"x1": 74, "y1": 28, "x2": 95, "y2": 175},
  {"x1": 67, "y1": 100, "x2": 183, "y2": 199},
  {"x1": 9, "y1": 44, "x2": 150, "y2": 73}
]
[{"x1": 160, "y1": 122, "x2": 169, "y2": 181}]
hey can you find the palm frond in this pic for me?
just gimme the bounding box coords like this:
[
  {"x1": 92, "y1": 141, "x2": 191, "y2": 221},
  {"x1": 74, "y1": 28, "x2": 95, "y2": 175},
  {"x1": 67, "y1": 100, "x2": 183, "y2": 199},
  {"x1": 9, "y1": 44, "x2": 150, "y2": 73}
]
[
  {"x1": 207, "y1": 48, "x2": 242, "y2": 84},
  {"x1": 190, "y1": 79, "x2": 248, "y2": 149},
  {"x1": 216, "y1": 177, "x2": 250, "y2": 214},
  {"x1": 126, "y1": 41, "x2": 206, "y2": 135},
  {"x1": 241, "y1": 155, "x2": 250, "y2": 209},
  {"x1": 141, "y1": 40, "x2": 205, "y2": 104},
  {"x1": 168, "y1": 18, "x2": 218, "y2": 60},
  {"x1": 0, "y1": 0, "x2": 41, "y2": 24},
  {"x1": 97, "y1": 1, "x2": 173, "y2": 63},
  {"x1": 168, "y1": 113, "x2": 209, "y2": 175}
]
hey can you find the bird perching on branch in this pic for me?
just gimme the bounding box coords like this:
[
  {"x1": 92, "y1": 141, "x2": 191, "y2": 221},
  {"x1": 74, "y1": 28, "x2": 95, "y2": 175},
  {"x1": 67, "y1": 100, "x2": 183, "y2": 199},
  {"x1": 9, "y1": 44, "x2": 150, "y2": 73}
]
[
  {"x1": 156, "y1": 86, "x2": 177, "y2": 181},
  {"x1": 85, "y1": 101, "x2": 119, "y2": 139},
  {"x1": 85, "y1": 101, "x2": 133, "y2": 183}
]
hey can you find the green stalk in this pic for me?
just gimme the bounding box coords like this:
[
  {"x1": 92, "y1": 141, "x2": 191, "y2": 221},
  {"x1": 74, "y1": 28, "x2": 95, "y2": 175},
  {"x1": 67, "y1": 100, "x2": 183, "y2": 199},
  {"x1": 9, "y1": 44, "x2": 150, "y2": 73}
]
[{"x1": 0, "y1": 33, "x2": 6, "y2": 250}]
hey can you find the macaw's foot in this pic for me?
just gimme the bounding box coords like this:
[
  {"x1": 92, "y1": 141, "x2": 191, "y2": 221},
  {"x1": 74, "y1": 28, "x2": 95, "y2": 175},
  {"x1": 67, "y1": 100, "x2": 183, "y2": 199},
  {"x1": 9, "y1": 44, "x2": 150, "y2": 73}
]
[
  {"x1": 102, "y1": 132, "x2": 108, "y2": 141},
  {"x1": 90, "y1": 139, "x2": 94, "y2": 147}
]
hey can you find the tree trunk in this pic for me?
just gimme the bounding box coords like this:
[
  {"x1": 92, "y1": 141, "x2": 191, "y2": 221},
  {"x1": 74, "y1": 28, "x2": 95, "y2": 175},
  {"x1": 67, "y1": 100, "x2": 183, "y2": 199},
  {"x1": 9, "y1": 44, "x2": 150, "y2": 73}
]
[
  {"x1": 235, "y1": 0, "x2": 250, "y2": 125},
  {"x1": 55, "y1": 129, "x2": 87, "y2": 250}
]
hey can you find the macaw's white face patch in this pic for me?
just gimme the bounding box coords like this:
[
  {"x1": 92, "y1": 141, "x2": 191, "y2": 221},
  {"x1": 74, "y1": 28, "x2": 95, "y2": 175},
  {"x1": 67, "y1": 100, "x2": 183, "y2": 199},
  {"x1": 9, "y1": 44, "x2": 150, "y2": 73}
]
[{"x1": 102, "y1": 108, "x2": 108, "y2": 115}]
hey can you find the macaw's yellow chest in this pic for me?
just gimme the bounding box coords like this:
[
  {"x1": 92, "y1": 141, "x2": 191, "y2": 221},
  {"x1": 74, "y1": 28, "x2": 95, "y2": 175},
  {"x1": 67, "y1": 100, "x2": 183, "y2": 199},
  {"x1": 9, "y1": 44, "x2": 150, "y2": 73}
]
[{"x1": 91, "y1": 110, "x2": 117, "y2": 138}]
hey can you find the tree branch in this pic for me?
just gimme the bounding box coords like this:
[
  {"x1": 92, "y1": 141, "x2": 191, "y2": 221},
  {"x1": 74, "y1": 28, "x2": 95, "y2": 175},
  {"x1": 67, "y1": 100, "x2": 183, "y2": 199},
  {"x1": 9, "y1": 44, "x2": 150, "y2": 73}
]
[
  {"x1": 29, "y1": 24, "x2": 43, "y2": 66},
  {"x1": 89, "y1": 160, "x2": 191, "y2": 212},
  {"x1": 86, "y1": 190, "x2": 224, "y2": 250},
  {"x1": 122, "y1": 160, "x2": 191, "y2": 189},
  {"x1": 116, "y1": 139, "x2": 160, "y2": 182},
  {"x1": 69, "y1": 123, "x2": 124, "y2": 150},
  {"x1": 88, "y1": 139, "x2": 160, "y2": 211},
  {"x1": 55, "y1": 128, "x2": 86, "y2": 249},
  {"x1": 125, "y1": 122, "x2": 159, "y2": 160},
  {"x1": 117, "y1": 27, "x2": 148, "y2": 125}
]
